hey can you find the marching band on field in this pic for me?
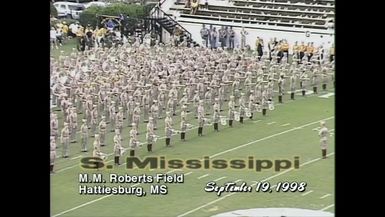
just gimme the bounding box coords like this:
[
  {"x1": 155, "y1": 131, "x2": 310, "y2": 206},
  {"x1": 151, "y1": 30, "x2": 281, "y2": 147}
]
[{"x1": 50, "y1": 42, "x2": 334, "y2": 173}]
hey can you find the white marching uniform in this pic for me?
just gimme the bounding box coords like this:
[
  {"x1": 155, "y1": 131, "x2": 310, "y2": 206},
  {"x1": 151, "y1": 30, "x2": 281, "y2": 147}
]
[
  {"x1": 50, "y1": 139, "x2": 56, "y2": 166},
  {"x1": 319, "y1": 126, "x2": 329, "y2": 150}
]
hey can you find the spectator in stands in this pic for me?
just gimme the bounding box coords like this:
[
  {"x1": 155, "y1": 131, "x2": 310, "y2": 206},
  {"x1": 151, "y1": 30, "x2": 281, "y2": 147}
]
[
  {"x1": 219, "y1": 26, "x2": 227, "y2": 49},
  {"x1": 228, "y1": 26, "x2": 235, "y2": 49},
  {"x1": 240, "y1": 27, "x2": 248, "y2": 50},
  {"x1": 210, "y1": 27, "x2": 218, "y2": 49},
  {"x1": 191, "y1": 0, "x2": 199, "y2": 14},
  {"x1": 200, "y1": 24, "x2": 210, "y2": 47}
]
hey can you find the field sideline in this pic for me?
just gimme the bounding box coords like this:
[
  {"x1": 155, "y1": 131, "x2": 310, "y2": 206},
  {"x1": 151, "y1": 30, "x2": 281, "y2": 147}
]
[{"x1": 51, "y1": 89, "x2": 335, "y2": 217}]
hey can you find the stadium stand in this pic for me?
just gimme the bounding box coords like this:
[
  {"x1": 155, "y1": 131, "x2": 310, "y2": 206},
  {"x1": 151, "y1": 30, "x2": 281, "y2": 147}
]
[{"x1": 169, "y1": 0, "x2": 334, "y2": 30}]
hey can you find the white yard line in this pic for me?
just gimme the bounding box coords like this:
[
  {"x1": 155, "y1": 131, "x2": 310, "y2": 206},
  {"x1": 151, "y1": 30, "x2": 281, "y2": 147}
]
[
  {"x1": 280, "y1": 123, "x2": 291, "y2": 127},
  {"x1": 301, "y1": 190, "x2": 314, "y2": 196},
  {"x1": 176, "y1": 152, "x2": 335, "y2": 217},
  {"x1": 213, "y1": 177, "x2": 226, "y2": 182},
  {"x1": 210, "y1": 116, "x2": 334, "y2": 159},
  {"x1": 52, "y1": 195, "x2": 113, "y2": 217},
  {"x1": 70, "y1": 155, "x2": 82, "y2": 160},
  {"x1": 234, "y1": 179, "x2": 242, "y2": 183},
  {"x1": 52, "y1": 183, "x2": 140, "y2": 217},
  {"x1": 52, "y1": 116, "x2": 335, "y2": 216},
  {"x1": 197, "y1": 174, "x2": 210, "y2": 179},
  {"x1": 319, "y1": 93, "x2": 335, "y2": 99},
  {"x1": 320, "y1": 193, "x2": 331, "y2": 199},
  {"x1": 166, "y1": 169, "x2": 181, "y2": 174},
  {"x1": 185, "y1": 172, "x2": 193, "y2": 176},
  {"x1": 320, "y1": 204, "x2": 335, "y2": 211},
  {"x1": 267, "y1": 121, "x2": 276, "y2": 125}
]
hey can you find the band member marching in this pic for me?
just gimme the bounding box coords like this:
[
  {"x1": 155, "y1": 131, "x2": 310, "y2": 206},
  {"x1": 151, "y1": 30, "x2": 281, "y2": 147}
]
[
  {"x1": 80, "y1": 119, "x2": 88, "y2": 152},
  {"x1": 197, "y1": 100, "x2": 205, "y2": 136},
  {"x1": 98, "y1": 115, "x2": 107, "y2": 146},
  {"x1": 213, "y1": 98, "x2": 220, "y2": 132},
  {"x1": 289, "y1": 73, "x2": 296, "y2": 100},
  {"x1": 146, "y1": 117, "x2": 156, "y2": 151},
  {"x1": 180, "y1": 105, "x2": 188, "y2": 141},
  {"x1": 129, "y1": 123, "x2": 139, "y2": 156},
  {"x1": 278, "y1": 74, "x2": 285, "y2": 103},
  {"x1": 319, "y1": 121, "x2": 330, "y2": 159},
  {"x1": 113, "y1": 129, "x2": 123, "y2": 165},
  {"x1": 165, "y1": 112, "x2": 173, "y2": 147},
  {"x1": 61, "y1": 122, "x2": 70, "y2": 158},
  {"x1": 228, "y1": 95, "x2": 235, "y2": 127},
  {"x1": 239, "y1": 93, "x2": 246, "y2": 123}
]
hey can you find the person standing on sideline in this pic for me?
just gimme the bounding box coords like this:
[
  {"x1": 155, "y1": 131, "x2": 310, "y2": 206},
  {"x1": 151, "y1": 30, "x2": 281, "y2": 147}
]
[
  {"x1": 228, "y1": 26, "x2": 235, "y2": 49},
  {"x1": 200, "y1": 24, "x2": 209, "y2": 47},
  {"x1": 240, "y1": 27, "x2": 248, "y2": 50},
  {"x1": 210, "y1": 27, "x2": 217, "y2": 49}
]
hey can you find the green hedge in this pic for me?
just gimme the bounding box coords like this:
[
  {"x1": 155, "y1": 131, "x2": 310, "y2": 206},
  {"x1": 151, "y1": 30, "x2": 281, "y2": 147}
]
[
  {"x1": 51, "y1": 2, "x2": 58, "y2": 17},
  {"x1": 52, "y1": 18, "x2": 78, "y2": 26},
  {"x1": 79, "y1": 3, "x2": 151, "y2": 27}
]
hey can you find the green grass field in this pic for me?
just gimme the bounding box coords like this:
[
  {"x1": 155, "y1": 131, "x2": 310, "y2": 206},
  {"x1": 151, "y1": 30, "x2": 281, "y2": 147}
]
[
  {"x1": 51, "y1": 86, "x2": 335, "y2": 217},
  {"x1": 51, "y1": 38, "x2": 78, "y2": 59}
]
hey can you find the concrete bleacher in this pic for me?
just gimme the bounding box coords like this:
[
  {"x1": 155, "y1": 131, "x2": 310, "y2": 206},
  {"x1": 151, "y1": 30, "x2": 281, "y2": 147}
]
[
  {"x1": 154, "y1": 0, "x2": 334, "y2": 49},
  {"x1": 168, "y1": 0, "x2": 334, "y2": 30}
]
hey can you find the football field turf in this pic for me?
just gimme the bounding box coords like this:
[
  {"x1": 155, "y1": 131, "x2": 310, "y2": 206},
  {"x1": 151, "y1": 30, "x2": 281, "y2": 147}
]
[{"x1": 51, "y1": 89, "x2": 335, "y2": 217}]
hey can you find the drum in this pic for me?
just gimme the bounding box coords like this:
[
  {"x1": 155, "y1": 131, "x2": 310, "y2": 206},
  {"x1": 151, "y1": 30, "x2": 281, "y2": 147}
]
[
  {"x1": 220, "y1": 116, "x2": 227, "y2": 126},
  {"x1": 245, "y1": 108, "x2": 252, "y2": 118},
  {"x1": 268, "y1": 101, "x2": 275, "y2": 110},
  {"x1": 234, "y1": 111, "x2": 240, "y2": 121}
]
